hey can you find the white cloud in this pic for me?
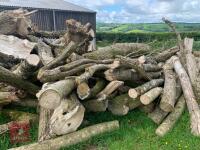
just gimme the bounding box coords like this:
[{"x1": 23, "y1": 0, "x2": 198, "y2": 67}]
[{"x1": 67, "y1": 0, "x2": 200, "y2": 23}]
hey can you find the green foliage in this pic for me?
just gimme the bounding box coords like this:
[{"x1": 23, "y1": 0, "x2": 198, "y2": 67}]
[{"x1": 97, "y1": 32, "x2": 200, "y2": 43}]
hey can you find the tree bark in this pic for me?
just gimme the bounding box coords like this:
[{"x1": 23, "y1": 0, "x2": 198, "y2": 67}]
[
  {"x1": 140, "y1": 87, "x2": 163, "y2": 105},
  {"x1": 9, "y1": 121, "x2": 119, "y2": 150},
  {"x1": 160, "y1": 60, "x2": 177, "y2": 112},
  {"x1": 0, "y1": 92, "x2": 19, "y2": 106},
  {"x1": 83, "y1": 43, "x2": 150, "y2": 60},
  {"x1": 13, "y1": 54, "x2": 40, "y2": 79},
  {"x1": 0, "y1": 66, "x2": 39, "y2": 95},
  {"x1": 171, "y1": 56, "x2": 200, "y2": 136},
  {"x1": 156, "y1": 95, "x2": 185, "y2": 137},
  {"x1": 11, "y1": 99, "x2": 38, "y2": 108},
  {"x1": 148, "y1": 106, "x2": 168, "y2": 125},
  {"x1": 128, "y1": 79, "x2": 164, "y2": 98},
  {"x1": 108, "y1": 94, "x2": 142, "y2": 116}
]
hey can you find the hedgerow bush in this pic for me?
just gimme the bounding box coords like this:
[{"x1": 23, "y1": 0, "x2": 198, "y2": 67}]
[{"x1": 96, "y1": 32, "x2": 200, "y2": 43}]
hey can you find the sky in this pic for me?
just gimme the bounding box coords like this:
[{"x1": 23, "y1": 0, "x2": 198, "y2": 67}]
[{"x1": 66, "y1": 0, "x2": 200, "y2": 23}]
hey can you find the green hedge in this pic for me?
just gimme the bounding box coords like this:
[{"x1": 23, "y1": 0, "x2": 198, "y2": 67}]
[{"x1": 96, "y1": 32, "x2": 200, "y2": 43}]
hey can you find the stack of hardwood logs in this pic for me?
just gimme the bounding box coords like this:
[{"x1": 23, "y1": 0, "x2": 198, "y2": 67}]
[{"x1": 1, "y1": 9, "x2": 200, "y2": 150}]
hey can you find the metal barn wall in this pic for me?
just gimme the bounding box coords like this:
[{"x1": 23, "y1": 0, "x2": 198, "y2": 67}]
[
  {"x1": 0, "y1": 6, "x2": 96, "y2": 32},
  {"x1": 54, "y1": 11, "x2": 96, "y2": 31}
]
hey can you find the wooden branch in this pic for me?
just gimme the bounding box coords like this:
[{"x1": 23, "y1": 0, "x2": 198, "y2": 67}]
[
  {"x1": 117, "y1": 56, "x2": 151, "y2": 80},
  {"x1": 140, "y1": 87, "x2": 163, "y2": 105},
  {"x1": 9, "y1": 121, "x2": 119, "y2": 150},
  {"x1": 78, "y1": 79, "x2": 107, "y2": 100},
  {"x1": 153, "y1": 46, "x2": 179, "y2": 62},
  {"x1": 171, "y1": 56, "x2": 200, "y2": 136},
  {"x1": 83, "y1": 43, "x2": 150, "y2": 60},
  {"x1": 156, "y1": 95, "x2": 186, "y2": 137},
  {"x1": 83, "y1": 81, "x2": 124, "y2": 112},
  {"x1": 11, "y1": 99, "x2": 38, "y2": 108},
  {"x1": 0, "y1": 66, "x2": 39, "y2": 95},
  {"x1": 143, "y1": 64, "x2": 162, "y2": 72},
  {"x1": 139, "y1": 102, "x2": 155, "y2": 113},
  {"x1": 128, "y1": 79, "x2": 164, "y2": 98},
  {"x1": 160, "y1": 60, "x2": 177, "y2": 112}
]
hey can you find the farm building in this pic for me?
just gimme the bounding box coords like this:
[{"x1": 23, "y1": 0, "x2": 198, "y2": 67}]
[{"x1": 0, "y1": 0, "x2": 96, "y2": 31}]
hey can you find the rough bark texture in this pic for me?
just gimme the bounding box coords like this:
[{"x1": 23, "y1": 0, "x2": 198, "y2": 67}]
[
  {"x1": 153, "y1": 46, "x2": 179, "y2": 62},
  {"x1": 172, "y1": 56, "x2": 200, "y2": 136},
  {"x1": 0, "y1": 92, "x2": 19, "y2": 106},
  {"x1": 160, "y1": 60, "x2": 177, "y2": 112},
  {"x1": 13, "y1": 54, "x2": 40, "y2": 79},
  {"x1": 83, "y1": 43, "x2": 150, "y2": 60},
  {"x1": 11, "y1": 99, "x2": 38, "y2": 108},
  {"x1": 108, "y1": 94, "x2": 142, "y2": 116},
  {"x1": 140, "y1": 87, "x2": 163, "y2": 105},
  {"x1": 128, "y1": 79, "x2": 164, "y2": 98},
  {"x1": 148, "y1": 106, "x2": 169, "y2": 125},
  {"x1": 156, "y1": 95, "x2": 186, "y2": 137},
  {"x1": 10, "y1": 121, "x2": 119, "y2": 150},
  {"x1": 0, "y1": 66, "x2": 39, "y2": 95}
]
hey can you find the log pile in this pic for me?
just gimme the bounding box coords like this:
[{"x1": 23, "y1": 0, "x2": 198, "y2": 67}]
[{"x1": 1, "y1": 9, "x2": 200, "y2": 149}]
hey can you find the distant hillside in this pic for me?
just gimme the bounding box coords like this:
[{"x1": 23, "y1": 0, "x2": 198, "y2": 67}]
[{"x1": 96, "y1": 23, "x2": 200, "y2": 33}]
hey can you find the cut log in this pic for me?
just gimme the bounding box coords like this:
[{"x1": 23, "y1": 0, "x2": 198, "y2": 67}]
[
  {"x1": 140, "y1": 87, "x2": 163, "y2": 105},
  {"x1": 108, "y1": 94, "x2": 142, "y2": 116},
  {"x1": 9, "y1": 121, "x2": 119, "y2": 150},
  {"x1": 13, "y1": 54, "x2": 40, "y2": 79},
  {"x1": 159, "y1": 60, "x2": 177, "y2": 112},
  {"x1": 37, "y1": 79, "x2": 76, "y2": 109},
  {"x1": 0, "y1": 66, "x2": 39, "y2": 95},
  {"x1": 36, "y1": 41, "x2": 54, "y2": 65},
  {"x1": 76, "y1": 63, "x2": 119, "y2": 85},
  {"x1": 153, "y1": 46, "x2": 179, "y2": 62},
  {"x1": 84, "y1": 79, "x2": 107, "y2": 100},
  {"x1": 156, "y1": 95, "x2": 186, "y2": 137},
  {"x1": 83, "y1": 43, "x2": 150, "y2": 60},
  {"x1": 39, "y1": 63, "x2": 94, "y2": 82},
  {"x1": 0, "y1": 35, "x2": 36, "y2": 60},
  {"x1": 117, "y1": 56, "x2": 151, "y2": 80},
  {"x1": 143, "y1": 64, "x2": 162, "y2": 72},
  {"x1": 148, "y1": 106, "x2": 169, "y2": 125},
  {"x1": 49, "y1": 93, "x2": 85, "y2": 137},
  {"x1": 0, "y1": 9, "x2": 36, "y2": 36},
  {"x1": 171, "y1": 56, "x2": 200, "y2": 136},
  {"x1": 83, "y1": 81, "x2": 124, "y2": 112},
  {"x1": 128, "y1": 79, "x2": 164, "y2": 98}
]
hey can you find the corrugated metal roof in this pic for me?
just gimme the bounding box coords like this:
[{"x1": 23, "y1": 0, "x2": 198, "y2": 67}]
[{"x1": 0, "y1": 0, "x2": 95, "y2": 13}]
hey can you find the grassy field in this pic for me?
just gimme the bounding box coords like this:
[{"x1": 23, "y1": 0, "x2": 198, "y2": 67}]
[
  {"x1": 1, "y1": 40, "x2": 200, "y2": 150},
  {"x1": 97, "y1": 23, "x2": 200, "y2": 33}
]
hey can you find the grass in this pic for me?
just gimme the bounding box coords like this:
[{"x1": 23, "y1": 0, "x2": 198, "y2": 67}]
[{"x1": 1, "y1": 40, "x2": 200, "y2": 150}]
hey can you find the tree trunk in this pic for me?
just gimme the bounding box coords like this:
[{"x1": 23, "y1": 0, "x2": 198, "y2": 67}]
[
  {"x1": 37, "y1": 79, "x2": 75, "y2": 110},
  {"x1": 83, "y1": 43, "x2": 150, "y2": 60},
  {"x1": 128, "y1": 79, "x2": 164, "y2": 98},
  {"x1": 171, "y1": 56, "x2": 200, "y2": 136},
  {"x1": 160, "y1": 60, "x2": 177, "y2": 112},
  {"x1": 140, "y1": 87, "x2": 163, "y2": 105},
  {"x1": 156, "y1": 95, "x2": 185, "y2": 137}
]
